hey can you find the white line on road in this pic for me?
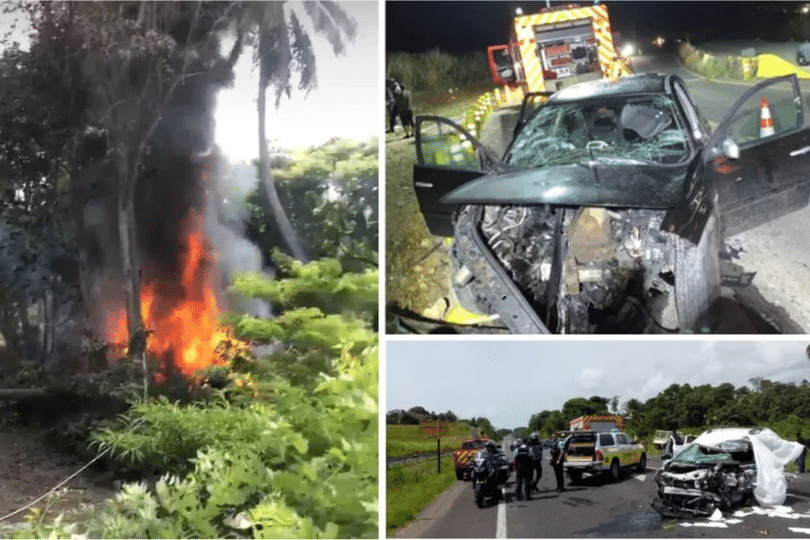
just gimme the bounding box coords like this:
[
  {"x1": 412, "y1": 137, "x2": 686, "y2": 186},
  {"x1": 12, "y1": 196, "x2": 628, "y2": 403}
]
[
  {"x1": 496, "y1": 488, "x2": 507, "y2": 538},
  {"x1": 635, "y1": 474, "x2": 647, "y2": 482}
]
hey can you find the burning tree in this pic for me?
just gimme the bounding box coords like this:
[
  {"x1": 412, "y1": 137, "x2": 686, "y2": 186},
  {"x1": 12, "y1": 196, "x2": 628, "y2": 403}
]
[{"x1": 12, "y1": 1, "x2": 360, "y2": 388}]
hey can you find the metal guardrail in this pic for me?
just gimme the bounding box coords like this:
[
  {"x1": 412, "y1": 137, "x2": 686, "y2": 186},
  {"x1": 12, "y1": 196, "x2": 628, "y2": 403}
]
[{"x1": 386, "y1": 449, "x2": 455, "y2": 468}]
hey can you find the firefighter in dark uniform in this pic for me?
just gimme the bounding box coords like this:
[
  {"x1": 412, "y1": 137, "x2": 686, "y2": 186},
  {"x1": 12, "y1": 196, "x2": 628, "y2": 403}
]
[
  {"x1": 527, "y1": 432, "x2": 544, "y2": 493},
  {"x1": 549, "y1": 434, "x2": 566, "y2": 492},
  {"x1": 514, "y1": 442, "x2": 534, "y2": 500}
]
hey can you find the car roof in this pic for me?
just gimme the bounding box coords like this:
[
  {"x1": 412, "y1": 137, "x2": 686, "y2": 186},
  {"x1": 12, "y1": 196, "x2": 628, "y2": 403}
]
[{"x1": 546, "y1": 73, "x2": 672, "y2": 104}]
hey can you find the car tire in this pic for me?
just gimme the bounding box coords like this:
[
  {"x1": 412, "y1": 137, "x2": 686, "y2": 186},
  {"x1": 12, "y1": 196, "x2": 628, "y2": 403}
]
[
  {"x1": 567, "y1": 469, "x2": 583, "y2": 484},
  {"x1": 610, "y1": 459, "x2": 620, "y2": 481},
  {"x1": 456, "y1": 470, "x2": 464, "y2": 481},
  {"x1": 672, "y1": 211, "x2": 721, "y2": 332},
  {"x1": 637, "y1": 453, "x2": 647, "y2": 473}
]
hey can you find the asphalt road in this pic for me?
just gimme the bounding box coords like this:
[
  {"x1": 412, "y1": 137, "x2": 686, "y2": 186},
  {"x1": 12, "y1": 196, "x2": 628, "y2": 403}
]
[
  {"x1": 391, "y1": 457, "x2": 810, "y2": 538},
  {"x1": 476, "y1": 46, "x2": 810, "y2": 333}
]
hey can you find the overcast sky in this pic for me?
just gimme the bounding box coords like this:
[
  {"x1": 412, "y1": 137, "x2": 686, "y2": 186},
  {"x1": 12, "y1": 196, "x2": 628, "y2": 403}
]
[
  {"x1": 386, "y1": 339, "x2": 810, "y2": 430},
  {"x1": 215, "y1": 1, "x2": 378, "y2": 161}
]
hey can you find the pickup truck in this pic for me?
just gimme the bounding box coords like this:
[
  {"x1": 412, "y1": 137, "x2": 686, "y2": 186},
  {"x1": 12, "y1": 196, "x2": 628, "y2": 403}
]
[
  {"x1": 453, "y1": 438, "x2": 491, "y2": 480},
  {"x1": 564, "y1": 431, "x2": 646, "y2": 483}
]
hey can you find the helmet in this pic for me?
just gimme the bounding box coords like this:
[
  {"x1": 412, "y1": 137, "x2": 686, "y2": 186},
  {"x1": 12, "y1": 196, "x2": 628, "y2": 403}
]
[
  {"x1": 530, "y1": 432, "x2": 539, "y2": 441},
  {"x1": 514, "y1": 438, "x2": 523, "y2": 447},
  {"x1": 517, "y1": 443, "x2": 529, "y2": 455},
  {"x1": 486, "y1": 441, "x2": 497, "y2": 452}
]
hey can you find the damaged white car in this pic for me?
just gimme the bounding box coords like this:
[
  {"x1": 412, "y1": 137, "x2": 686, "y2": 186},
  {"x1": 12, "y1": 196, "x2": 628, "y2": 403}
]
[{"x1": 652, "y1": 427, "x2": 803, "y2": 518}]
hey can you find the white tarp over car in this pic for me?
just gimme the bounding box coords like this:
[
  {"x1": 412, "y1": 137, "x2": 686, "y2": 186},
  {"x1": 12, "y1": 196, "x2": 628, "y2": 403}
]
[{"x1": 692, "y1": 428, "x2": 803, "y2": 507}]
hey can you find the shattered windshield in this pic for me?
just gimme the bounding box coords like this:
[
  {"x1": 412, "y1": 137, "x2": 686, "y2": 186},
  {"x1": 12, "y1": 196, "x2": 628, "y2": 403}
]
[
  {"x1": 507, "y1": 95, "x2": 690, "y2": 168},
  {"x1": 671, "y1": 442, "x2": 733, "y2": 465}
]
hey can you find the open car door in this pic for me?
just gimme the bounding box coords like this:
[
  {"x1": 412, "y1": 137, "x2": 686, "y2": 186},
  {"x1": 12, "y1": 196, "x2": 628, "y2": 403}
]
[
  {"x1": 705, "y1": 74, "x2": 810, "y2": 236},
  {"x1": 413, "y1": 116, "x2": 500, "y2": 237}
]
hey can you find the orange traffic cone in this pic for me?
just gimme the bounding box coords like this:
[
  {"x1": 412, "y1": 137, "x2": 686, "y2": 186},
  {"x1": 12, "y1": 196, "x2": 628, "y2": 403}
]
[{"x1": 760, "y1": 97, "x2": 775, "y2": 137}]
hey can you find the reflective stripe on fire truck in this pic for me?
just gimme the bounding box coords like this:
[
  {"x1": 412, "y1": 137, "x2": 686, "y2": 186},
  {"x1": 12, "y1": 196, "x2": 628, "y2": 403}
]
[
  {"x1": 512, "y1": 4, "x2": 618, "y2": 92},
  {"x1": 455, "y1": 449, "x2": 475, "y2": 464}
]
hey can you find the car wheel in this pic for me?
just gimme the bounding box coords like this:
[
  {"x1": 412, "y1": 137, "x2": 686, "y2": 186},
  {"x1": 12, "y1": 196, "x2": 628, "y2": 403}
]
[
  {"x1": 456, "y1": 470, "x2": 464, "y2": 481},
  {"x1": 672, "y1": 211, "x2": 721, "y2": 332},
  {"x1": 637, "y1": 453, "x2": 647, "y2": 473},
  {"x1": 610, "y1": 459, "x2": 620, "y2": 481},
  {"x1": 568, "y1": 469, "x2": 583, "y2": 484}
]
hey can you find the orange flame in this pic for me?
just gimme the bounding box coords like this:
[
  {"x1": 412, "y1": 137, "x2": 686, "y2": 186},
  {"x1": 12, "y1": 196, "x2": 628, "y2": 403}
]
[{"x1": 107, "y1": 209, "x2": 233, "y2": 377}]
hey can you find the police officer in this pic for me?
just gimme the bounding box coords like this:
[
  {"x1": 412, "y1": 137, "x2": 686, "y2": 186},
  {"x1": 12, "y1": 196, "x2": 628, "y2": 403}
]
[
  {"x1": 549, "y1": 434, "x2": 566, "y2": 493},
  {"x1": 385, "y1": 78, "x2": 399, "y2": 133},
  {"x1": 527, "y1": 432, "x2": 544, "y2": 493},
  {"x1": 513, "y1": 442, "x2": 533, "y2": 500}
]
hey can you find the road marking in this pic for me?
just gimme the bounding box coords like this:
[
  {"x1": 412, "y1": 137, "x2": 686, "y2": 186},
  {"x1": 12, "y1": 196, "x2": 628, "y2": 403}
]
[
  {"x1": 496, "y1": 488, "x2": 507, "y2": 538},
  {"x1": 634, "y1": 474, "x2": 647, "y2": 482}
]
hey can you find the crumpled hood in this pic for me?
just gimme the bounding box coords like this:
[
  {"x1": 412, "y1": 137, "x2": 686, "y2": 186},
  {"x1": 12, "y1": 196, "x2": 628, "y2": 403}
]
[
  {"x1": 441, "y1": 163, "x2": 688, "y2": 208},
  {"x1": 693, "y1": 428, "x2": 804, "y2": 507}
]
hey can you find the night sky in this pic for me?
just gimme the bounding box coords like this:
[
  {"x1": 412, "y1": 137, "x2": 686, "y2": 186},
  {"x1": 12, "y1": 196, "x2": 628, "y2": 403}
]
[{"x1": 386, "y1": 2, "x2": 803, "y2": 55}]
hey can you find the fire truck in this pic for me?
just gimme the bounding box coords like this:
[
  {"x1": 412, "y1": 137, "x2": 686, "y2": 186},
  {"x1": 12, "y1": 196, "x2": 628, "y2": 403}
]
[
  {"x1": 453, "y1": 437, "x2": 492, "y2": 480},
  {"x1": 569, "y1": 414, "x2": 624, "y2": 432},
  {"x1": 487, "y1": 3, "x2": 632, "y2": 98}
]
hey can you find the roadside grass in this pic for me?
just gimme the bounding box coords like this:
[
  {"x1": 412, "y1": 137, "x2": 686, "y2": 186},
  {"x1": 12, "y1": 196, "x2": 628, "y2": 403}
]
[
  {"x1": 385, "y1": 82, "x2": 492, "y2": 320},
  {"x1": 387, "y1": 422, "x2": 474, "y2": 458},
  {"x1": 386, "y1": 456, "x2": 457, "y2": 534}
]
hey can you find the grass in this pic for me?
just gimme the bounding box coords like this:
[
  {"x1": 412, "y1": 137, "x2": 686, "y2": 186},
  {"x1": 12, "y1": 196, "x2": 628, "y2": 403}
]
[
  {"x1": 385, "y1": 83, "x2": 490, "y2": 321},
  {"x1": 386, "y1": 456, "x2": 457, "y2": 535},
  {"x1": 386, "y1": 422, "x2": 476, "y2": 458}
]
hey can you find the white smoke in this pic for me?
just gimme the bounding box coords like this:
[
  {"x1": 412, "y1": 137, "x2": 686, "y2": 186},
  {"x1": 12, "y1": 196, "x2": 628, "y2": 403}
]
[{"x1": 205, "y1": 154, "x2": 272, "y2": 319}]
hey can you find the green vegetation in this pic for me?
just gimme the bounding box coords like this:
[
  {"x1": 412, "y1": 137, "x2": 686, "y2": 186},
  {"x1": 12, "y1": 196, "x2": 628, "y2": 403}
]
[
  {"x1": 527, "y1": 380, "x2": 810, "y2": 454},
  {"x1": 387, "y1": 50, "x2": 491, "y2": 93},
  {"x1": 16, "y1": 256, "x2": 378, "y2": 539},
  {"x1": 386, "y1": 456, "x2": 456, "y2": 534},
  {"x1": 678, "y1": 42, "x2": 757, "y2": 80},
  {"x1": 386, "y1": 423, "x2": 474, "y2": 458},
  {"x1": 247, "y1": 138, "x2": 378, "y2": 271}
]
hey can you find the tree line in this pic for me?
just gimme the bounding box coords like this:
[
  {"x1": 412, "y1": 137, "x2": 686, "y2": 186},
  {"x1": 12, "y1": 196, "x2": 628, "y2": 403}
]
[
  {"x1": 386, "y1": 407, "x2": 500, "y2": 440},
  {"x1": 525, "y1": 380, "x2": 810, "y2": 442}
]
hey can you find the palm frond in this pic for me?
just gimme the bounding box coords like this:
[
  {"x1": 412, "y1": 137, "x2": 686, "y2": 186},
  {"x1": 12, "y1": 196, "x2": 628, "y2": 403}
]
[
  {"x1": 302, "y1": 0, "x2": 357, "y2": 55},
  {"x1": 289, "y1": 11, "x2": 316, "y2": 94}
]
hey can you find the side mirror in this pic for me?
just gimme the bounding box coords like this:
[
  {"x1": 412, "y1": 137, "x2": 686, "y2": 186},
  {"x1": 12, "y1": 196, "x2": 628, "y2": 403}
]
[{"x1": 722, "y1": 138, "x2": 740, "y2": 159}]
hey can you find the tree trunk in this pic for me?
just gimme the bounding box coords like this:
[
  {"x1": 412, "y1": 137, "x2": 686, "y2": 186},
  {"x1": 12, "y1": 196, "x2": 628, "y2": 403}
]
[
  {"x1": 70, "y1": 149, "x2": 95, "y2": 357},
  {"x1": 117, "y1": 158, "x2": 147, "y2": 396},
  {"x1": 257, "y1": 76, "x2": 308, "y2": 262}
]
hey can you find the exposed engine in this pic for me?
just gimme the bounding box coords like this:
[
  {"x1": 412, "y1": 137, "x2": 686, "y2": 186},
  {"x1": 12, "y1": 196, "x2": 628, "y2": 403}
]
[
  {"x1": 454, "y1": 204, "x2": 676, "y2": 333},
  {"x1": 652, "y1": 462, "x2": 757, "y2": 518}
]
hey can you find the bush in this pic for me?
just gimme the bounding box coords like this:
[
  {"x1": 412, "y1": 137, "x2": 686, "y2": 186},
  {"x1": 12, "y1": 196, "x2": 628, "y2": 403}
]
[
  {"x1": 18, "y1": 259, "x2": 379, "y2": 539},
  {"x1": 387, "y1": 50, "x2": 491, "y2": 92}
]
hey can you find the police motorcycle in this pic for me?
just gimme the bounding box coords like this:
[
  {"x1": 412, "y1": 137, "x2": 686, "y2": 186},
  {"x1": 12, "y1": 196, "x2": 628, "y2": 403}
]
[{"x1": 472, "y1": 441, "x2": 510, "y2": 508}]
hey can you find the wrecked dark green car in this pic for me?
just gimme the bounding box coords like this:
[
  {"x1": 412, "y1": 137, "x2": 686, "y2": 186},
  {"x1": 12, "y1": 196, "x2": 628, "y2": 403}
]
[{"x1": 412, "y1": 73, "x2": 810, "y2": 333}]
